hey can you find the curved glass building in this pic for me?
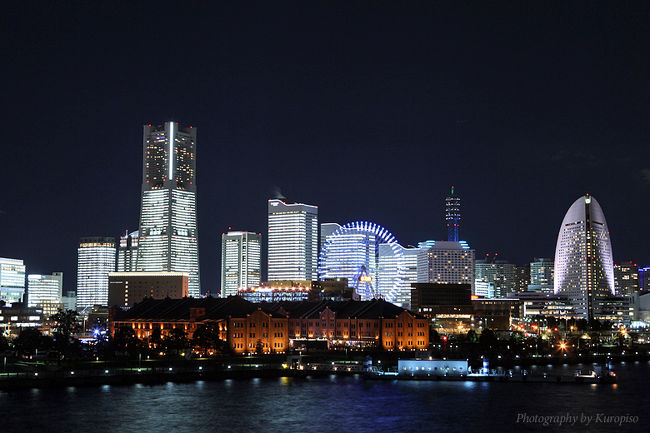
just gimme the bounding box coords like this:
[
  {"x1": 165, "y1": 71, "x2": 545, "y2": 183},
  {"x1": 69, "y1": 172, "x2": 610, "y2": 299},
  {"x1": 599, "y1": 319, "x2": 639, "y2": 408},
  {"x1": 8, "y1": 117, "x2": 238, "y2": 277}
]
[{"x1": 554, "y1": 195, "x2": 614, "y2": 319}]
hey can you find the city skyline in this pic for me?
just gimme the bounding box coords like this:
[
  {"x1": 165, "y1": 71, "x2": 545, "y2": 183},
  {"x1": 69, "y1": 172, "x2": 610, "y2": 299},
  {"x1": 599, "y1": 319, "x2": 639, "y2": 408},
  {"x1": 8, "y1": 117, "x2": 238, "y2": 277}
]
[{"x1": 2, "y1": 2, "x2": 647, "y2": 294}]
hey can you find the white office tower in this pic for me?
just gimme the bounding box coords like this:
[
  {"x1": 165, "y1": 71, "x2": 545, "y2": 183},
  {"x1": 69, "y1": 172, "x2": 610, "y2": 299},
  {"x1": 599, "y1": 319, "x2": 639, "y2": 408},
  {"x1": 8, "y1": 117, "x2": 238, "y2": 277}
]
[
  {"x1": 554, "y1": 195, "x2": 614, "y2": 319},
  {"x1": 117, "y1": 230, "x2": 139, "y2": 272},
  {"x1": 221, "y1": 231, "x2": 262, "y2": 297},
  {"x1": 378, "y1": 244, "x2": 419, "y2": 308},
  {"x1": 136, "y1": 122, "x2": 200, "y2": 297},
  {"x1": 77, "y1": 237, "x2": 116, "y2": 310},
  {"x1": 0, "y1": 258, "x2": 26, "y2": 303},
  {"x1": 27, "y1": 272, "x2": 63, "y2": 307},
  {"x1": 416, "y1": 241, "x2": 474, "y2": 290},
  {"x1": 267, "y1": 199, "x2": 318, "y2": 281},
  {"x1": 528, "y1": 257, "x2": 554, "y2": 293}
]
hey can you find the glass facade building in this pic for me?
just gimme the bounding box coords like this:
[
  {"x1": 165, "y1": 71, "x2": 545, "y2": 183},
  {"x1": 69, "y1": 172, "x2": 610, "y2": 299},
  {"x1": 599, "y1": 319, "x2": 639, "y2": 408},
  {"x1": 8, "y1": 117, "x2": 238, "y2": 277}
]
[
  {"x1": 267, "y1": 199, "x2": 318, "y2": 281},
  {"x1": 221, "y1": 231, "x2": 262, "y2": 297},
  {"x1": 77, "y1": 237, "x2": 116, "y2": 310},
  {"x1": 0, "y1": 257, "x2": 26, "y2": 303},
  {"x1": 117, "y1": 230, "x2": 139, "y2": 272},
  {"x1": 136, "y1": 122, "x2": 200, "y2": 297},
  {"x1": 474, "y1": 256, "x2": 516, "y2": 298},
  {"x1": 528, "y1": 257, "x2": 554, "y2": 293},
  {"x1": 27, "y1": 272, "x2": 63, "y2": 308},
  {"x1": 554, "y1": 195, "x2": 615, "y2": 320}
]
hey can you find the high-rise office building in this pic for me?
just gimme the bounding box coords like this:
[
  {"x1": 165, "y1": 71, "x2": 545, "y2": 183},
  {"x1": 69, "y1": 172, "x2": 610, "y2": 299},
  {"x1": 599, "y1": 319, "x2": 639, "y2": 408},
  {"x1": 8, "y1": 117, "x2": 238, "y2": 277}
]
[
  {"x1": 514, "y1": 263, "x2": 531, "y2": 292},
  {"x1": 554, "y1": 195, "x2": 614, "y2": 320},
  {"x1": 77, "y1": 237, "x2": 116, "y2": 310},
  {"x1": 445, "y1": 186, "x2": 461, "y2": 242},
  {"x1": 0, "y1": 257, "x2": 26, "y2": 303},
  {"x1": 528, "y1": 258, "x2": 554, "y2": 293},
  {"x1": 267, "y1": 199, "x2": 318, "y2": 281},
  {"x1": 378, "y1": 244, "x2": 419, "y2": 309},
  {"x1": 27, "y1": 272, "x2": 63, "y2": 308},
  {"x1": 221, "y1": 231, "x2": 262, "y2": 297},
  {"x1": 416, "y1": 241, "x2": 474, "y2": 289},
  {"x1": 614, "y1": 261, "x2": 639, "y2": 297},
  {"x1": 117, "y1": 230, "x2": 139, "y2": 272},
  {"x1": 474, "y1": 254, "x2": 516, "y2": 298},
  {"x1": 136, "y1": 122, "x2": 200, "y2": 297}
]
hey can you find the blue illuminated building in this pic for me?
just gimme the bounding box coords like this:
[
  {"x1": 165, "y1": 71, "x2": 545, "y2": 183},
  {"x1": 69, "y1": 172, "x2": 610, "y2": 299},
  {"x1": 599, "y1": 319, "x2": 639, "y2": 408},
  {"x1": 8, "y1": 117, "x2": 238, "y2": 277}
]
[{"x1": 639, "y1": 267, "x2": 650, "y2": 291}]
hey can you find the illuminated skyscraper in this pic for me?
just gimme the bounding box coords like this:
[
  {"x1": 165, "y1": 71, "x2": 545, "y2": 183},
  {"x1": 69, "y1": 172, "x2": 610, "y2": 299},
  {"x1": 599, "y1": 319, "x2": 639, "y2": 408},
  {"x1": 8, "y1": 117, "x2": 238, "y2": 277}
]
[
  {"x1": 554, "y1": 195, "x2": 614, "y2": 319},
  {"x1": 117, "y1": 230, "x2": 139, "y2": 272},
  {"x1": 77, "y1": 237, "x2": 116, "y2": 310},
  {"x1": 267, "y1": 199, "x2": 318, "y2": 281},
  {"x1": 136, "y1": 122, "x2": 200, "y2": 297},
  {"x1": 221, "y1": 231, "x2": 262, "y2": 297},
  {"x1": 27, "y1": 272, "x2": 63, "y2": 308},
  {"x1": 474, "y1": 255, "x2": 516, "y2": 298},
  {"x1": 0, "y1": 257, "x2": 26, "y2": 303},
  {"x1": 416, "y1": 241, "x2": 474, "y2": 289},
  {"x1": 613, "y1": 261, "x2": 639, "y2": 297},
  {"x1": 528, "y1": 258, "x2": 554, "y2": 293},
  {"x1": 445, "y1": 186, "x2": 461, "y2": 242}
]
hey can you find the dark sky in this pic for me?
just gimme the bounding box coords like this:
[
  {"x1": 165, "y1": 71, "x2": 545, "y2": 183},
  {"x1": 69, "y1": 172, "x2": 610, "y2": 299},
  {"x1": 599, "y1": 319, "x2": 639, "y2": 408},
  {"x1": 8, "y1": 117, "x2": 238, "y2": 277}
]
[{"x1": 2, "y1": 1, "x2": 648, "y2": 294}]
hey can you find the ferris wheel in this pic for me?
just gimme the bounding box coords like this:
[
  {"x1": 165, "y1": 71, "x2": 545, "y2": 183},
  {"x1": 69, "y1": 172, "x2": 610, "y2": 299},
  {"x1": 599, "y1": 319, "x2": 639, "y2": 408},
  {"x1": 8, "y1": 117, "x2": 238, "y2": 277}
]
[{"x1": 319, "y1": 221, "x2": 405, "y2": 302}]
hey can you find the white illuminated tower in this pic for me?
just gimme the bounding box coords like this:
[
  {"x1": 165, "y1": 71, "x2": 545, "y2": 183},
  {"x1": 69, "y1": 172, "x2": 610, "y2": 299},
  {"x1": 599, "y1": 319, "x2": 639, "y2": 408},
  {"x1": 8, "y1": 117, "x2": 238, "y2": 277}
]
[
  {"x1": 267, "y1": 199, "x2": 318, "y2": 281},
  {"x1": 221, "y1": 231, "x2": 262, "y2": 297},
  {"x1": 77, "y1": 237, "x2": 116, "y2": 309},
  {"x1": 136, "y1": 122, "x2": 200, "y2": 297},
  {"x1": 554, "y1": 195, "x2": 614, "y2": 319}
]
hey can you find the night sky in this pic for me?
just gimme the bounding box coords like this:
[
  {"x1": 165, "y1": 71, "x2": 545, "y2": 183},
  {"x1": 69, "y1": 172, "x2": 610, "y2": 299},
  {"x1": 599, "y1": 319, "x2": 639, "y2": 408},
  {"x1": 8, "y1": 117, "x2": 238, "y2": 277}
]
[{"x1": 2, "y1": 2, "x2": 648, "y2": 294}]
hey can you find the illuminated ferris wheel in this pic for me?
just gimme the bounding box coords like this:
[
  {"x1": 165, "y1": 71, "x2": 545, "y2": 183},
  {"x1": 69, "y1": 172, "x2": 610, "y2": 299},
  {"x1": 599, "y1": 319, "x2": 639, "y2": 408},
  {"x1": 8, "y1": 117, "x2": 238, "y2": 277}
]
[{"x1": 319, "y1": 221, "x2": 405, "y2": 302}]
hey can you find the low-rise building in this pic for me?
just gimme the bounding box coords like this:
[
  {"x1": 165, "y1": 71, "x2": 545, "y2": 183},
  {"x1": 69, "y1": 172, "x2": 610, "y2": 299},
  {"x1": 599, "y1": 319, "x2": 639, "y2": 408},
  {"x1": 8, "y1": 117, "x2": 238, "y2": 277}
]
[
  {"x1": 411, "y1": 283, "x2": 522, "y2": 332},
  {"x1": 110, "y1": 297, "x2": 288, "y2": 355},
  {"x1": 238, "y1": 286, "x2": 310, "y2": 303},
  {"x1": 594, "y1": 296, "x2": 636, "y2": 326},
  {"x1": 508, "y1": 292, "x2": 575, "y2": 318},
  {"x1": 268, "y1": 299, "x2": 429, "y2": 351},
  {"x1": 108, "y1": 272, "x2": 189, "y2": 308},
  {"x1": 0, "y1": 302, "x2": 43, "y2": 337}
]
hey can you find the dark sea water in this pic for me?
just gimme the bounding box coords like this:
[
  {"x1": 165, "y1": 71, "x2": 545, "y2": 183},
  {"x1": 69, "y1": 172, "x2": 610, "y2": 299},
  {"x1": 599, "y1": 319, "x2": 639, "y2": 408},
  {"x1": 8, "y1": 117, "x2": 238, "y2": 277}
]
[{"x1": 2, "y1": 362, "x2": 649, "y2": 433}]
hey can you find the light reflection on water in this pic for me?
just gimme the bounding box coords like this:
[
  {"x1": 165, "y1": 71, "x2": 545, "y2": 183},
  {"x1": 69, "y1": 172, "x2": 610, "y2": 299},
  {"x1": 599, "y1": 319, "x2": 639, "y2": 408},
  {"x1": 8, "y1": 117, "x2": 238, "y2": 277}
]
[{"x1": 1, "y1": 363, "x2": 648, "y2": 433}]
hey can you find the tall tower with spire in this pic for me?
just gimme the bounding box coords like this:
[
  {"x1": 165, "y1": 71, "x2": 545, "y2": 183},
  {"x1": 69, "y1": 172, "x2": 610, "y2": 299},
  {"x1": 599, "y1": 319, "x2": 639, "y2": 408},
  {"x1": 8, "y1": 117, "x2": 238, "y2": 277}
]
[{"x1": 445, "y1": 186, "x2": 461, "y2": 242}]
